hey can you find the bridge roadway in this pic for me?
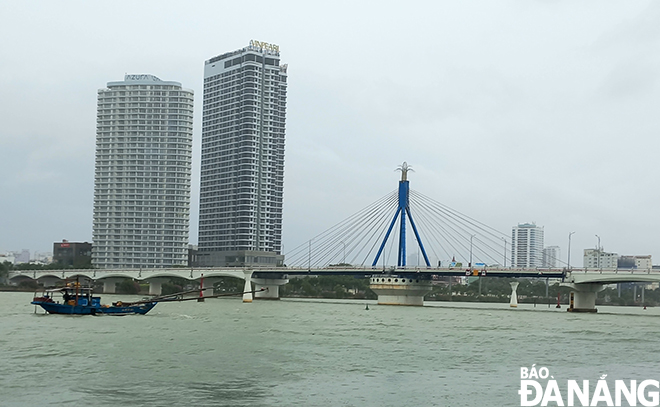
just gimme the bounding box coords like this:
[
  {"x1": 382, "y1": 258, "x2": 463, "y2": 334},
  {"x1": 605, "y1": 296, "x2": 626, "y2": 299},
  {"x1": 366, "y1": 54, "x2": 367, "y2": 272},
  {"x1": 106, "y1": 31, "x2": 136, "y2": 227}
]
[
  {"x1": 12, "y1": 266, "x2": 660, "y2": 284},
  {"x1": 8, "y1": 265, "x2": 567, "y2": 284},
  {"x1": 9, "y1": 267, "x2": 660, "y2": 308}
]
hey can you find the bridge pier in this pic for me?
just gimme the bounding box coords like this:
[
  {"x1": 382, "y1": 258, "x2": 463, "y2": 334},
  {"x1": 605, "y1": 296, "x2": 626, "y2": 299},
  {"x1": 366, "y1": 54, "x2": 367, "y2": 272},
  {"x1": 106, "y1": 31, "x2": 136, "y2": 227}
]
[
  {"x1": 564, "y1": 283, "x2": 603, "y2": 313},
  {"x1": 509, "y1": 282, "x2": 519, "y2": 308},
  {"x1": 146, "y1": 278, "x2": 169, "y2": 296},
  {"x1": 252, "y1": 275, "x2": 289, "y2": 300},
  {"x1": 101, "y1": 278, "x2": 122, "y2": 294},
  {"x1": 369, "y1": 276, "x2": 433, "y2": 306},
  {"x1": 38, "y1": 276, "x2": 61, "y2": 288},
  {"x1": 243, "y1": 271, "x2": 253, "y2": 303}
]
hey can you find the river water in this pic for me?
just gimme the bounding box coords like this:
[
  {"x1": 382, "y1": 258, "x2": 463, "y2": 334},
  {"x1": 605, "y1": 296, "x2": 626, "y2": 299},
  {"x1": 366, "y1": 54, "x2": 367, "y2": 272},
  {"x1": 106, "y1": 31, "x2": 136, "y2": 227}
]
[{"x1": 1, "y1": 292, "x2": 659, "y2": 407}]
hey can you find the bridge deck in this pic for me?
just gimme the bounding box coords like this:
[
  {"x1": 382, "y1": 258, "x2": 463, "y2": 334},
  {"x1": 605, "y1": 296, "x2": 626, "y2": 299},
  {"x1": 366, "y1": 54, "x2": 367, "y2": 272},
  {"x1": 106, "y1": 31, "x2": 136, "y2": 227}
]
[{"x1": 9, "y1": 267, "x2": 660, "y2": 284}]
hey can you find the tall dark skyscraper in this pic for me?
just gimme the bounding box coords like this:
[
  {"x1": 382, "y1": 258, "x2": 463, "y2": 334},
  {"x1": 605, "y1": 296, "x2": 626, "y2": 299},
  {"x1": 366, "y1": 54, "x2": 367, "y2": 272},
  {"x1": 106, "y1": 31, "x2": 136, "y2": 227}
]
[{"x1": 198, "y1": 41, "x2": 288, "y2": 267}]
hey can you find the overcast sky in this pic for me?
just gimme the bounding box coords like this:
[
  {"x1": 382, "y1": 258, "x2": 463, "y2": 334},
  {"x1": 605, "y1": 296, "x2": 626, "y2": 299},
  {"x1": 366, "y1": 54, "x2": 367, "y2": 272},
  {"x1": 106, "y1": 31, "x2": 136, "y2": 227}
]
[{"x1": 1, "y1": 1, "x2": 659, "y2": 267}]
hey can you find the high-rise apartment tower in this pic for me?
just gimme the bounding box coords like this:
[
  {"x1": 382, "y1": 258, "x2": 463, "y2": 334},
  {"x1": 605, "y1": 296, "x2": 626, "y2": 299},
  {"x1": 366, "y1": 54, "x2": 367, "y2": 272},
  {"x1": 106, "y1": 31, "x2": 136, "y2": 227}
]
[
  {"x1": 542, "y1": 245, "x2": 560, "y2": 268},
  {"x1": 511, "y1": 223, "x2": 544, "y2": 268},
  {"x1": 198, "y1": 41, "x2": 287, "y2": 267},
  {"x1": 92, "y1": 74, "x2": 194, "y2": 268}
]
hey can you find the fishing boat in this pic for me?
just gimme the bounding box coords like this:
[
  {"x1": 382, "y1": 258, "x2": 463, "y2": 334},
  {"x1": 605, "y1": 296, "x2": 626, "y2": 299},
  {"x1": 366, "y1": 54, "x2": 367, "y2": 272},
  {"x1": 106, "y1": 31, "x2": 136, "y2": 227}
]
[
  {"x1": 31, "y1": 285, "x2": 157, "y2": 315},
  {"x1": 31, "y1": 283, "x2": 266, "y2": 316}
]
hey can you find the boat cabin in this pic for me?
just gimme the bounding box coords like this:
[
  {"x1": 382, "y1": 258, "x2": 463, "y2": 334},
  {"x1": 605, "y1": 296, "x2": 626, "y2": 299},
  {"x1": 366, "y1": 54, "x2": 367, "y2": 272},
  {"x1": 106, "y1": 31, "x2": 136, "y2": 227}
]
[{"x1": 33, "y1": 287, "x2": 101, "y2": 307}]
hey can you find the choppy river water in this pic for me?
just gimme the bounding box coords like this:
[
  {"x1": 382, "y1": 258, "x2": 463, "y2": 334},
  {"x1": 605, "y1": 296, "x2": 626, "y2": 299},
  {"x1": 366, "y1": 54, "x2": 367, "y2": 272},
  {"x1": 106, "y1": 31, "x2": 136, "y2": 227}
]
[{"x1": 2, "y1": 292, "x2": 659, "y2": 406}]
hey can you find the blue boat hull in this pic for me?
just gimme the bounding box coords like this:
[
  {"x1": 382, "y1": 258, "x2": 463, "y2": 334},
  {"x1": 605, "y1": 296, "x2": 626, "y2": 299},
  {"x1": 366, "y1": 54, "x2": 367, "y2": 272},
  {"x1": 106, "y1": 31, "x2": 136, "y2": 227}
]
[{"x1": 32, "y1": 301, "x2": 157, "y2": 315}]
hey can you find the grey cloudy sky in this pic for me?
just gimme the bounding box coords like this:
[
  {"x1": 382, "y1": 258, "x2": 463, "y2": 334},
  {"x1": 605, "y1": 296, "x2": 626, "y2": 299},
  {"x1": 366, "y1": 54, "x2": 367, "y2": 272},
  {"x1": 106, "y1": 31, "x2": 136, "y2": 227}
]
[{"x1": 1, "y1": 0, "x2": 659, "y2": 267}]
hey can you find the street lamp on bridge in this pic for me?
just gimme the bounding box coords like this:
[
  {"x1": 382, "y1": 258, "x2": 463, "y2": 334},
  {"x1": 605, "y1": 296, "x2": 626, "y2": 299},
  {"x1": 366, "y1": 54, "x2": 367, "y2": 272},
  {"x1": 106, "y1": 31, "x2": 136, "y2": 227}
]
[
  {"x1": 567, "y1": 231, "x2": 575, "y2": 269},
  {"x1": 595, "y1": 234, "x2": 601, "y2": 269},
  {"x1": 470, "y1": 234, "x2": 475, "y2": 268},
  {"x1": 501, "y1": 237, "x2": 507, "y2": 268}
]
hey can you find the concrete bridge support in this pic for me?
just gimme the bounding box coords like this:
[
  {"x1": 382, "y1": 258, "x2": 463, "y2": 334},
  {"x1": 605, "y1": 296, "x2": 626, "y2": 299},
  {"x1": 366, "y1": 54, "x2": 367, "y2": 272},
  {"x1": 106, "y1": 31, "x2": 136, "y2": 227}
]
[
  {"x1": 509, "y1": 282, "x2": 519, "y2": 308},
  {"x1": 564, "y1": 283, "x2": 604, "y2": 313},
  {"x1": 242, "y1": 271, "x2": 254, "y2": 303},
  {"x1": 369, "y1": 276, "x2": 433, "y2": 306},
  {"x1": 38, "y1": 276, "x2": 62, "y2": 288},
  {"x1": 146, "y1": 279, "x2": 169, "y2": 296},
  {"x1": 252, "y1": 276, "x2": 289, "y2": 300},
  {"x1": 102, "y1": 278, "x2": 122, "y2": 294}
]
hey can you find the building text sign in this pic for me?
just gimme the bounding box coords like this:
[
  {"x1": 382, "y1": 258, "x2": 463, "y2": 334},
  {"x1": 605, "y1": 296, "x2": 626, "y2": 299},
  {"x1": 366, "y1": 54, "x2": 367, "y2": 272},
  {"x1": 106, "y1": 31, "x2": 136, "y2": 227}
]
[{"x1": 250, "y1": 40, "x2": 279, "y2": 53}]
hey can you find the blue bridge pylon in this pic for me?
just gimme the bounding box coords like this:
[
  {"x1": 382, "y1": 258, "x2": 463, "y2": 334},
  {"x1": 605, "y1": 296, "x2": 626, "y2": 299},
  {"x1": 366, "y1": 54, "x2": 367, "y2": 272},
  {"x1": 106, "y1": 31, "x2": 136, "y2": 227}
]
[{"x1": 372, "y1": 162, "x2": 431, "y2": 267}]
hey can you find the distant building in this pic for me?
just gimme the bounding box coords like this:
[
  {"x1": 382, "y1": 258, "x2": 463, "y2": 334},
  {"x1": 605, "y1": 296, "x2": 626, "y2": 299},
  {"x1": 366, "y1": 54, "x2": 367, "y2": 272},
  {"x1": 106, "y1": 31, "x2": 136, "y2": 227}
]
[
  {"x1": 14, "y1": 249, "x2": 30, "y2": 264},
  {"x1": 92, "y1": 74, "x2": 194, "y2": 268},
  {"x1": 0, "y1": 253, "x2": 15, "y2": 265},
  {"x1": 618, "y1": 255, "x2": 652, "y2": 270},
  {"x1": 583, "y1": 249, "x2": 618, "y2": 268},
  {"x1": 542, "y1": 246, "x2": 561, "y2": 268},
  {"x1": 511, "y1": 223, "x2": 544, "y2": 268},
  {"x1": 197, "y1": 41, "x2": 287, "y2": 267},
  {"x1": 188, "y1": 244, "x2": 198, "y2": 267},
  {"x1": 53, "y1": 240, "x2": 92, "y2": 267},
  {"x1": 33, "y1": 252, "x2": 53, "y2": 264}
]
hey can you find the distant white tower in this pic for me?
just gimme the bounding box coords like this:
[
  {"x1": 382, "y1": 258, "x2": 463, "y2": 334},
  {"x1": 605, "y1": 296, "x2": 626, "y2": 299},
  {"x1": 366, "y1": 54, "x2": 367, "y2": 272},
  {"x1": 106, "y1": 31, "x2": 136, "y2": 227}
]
[
  {"x1": 542, "y1": 246, "x2": 561, "y2": 268},
  {"x1": 511, "y1": 223, "x2": 544, "y2": 268},
  {"x1": 92, "y1": 74, "x2": 194, "y2": 268}
]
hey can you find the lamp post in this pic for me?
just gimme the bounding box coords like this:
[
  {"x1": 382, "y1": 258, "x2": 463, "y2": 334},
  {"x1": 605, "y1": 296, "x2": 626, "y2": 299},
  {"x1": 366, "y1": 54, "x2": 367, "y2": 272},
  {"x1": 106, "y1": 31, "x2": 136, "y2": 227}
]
[
  {"x1": 501, "y1": 237, "x2": 507, "y2": 268},
  {"x1": 470, "y1": 235, "x2": 475, "y2": 268},
  {"x1": 595, "y1": 234, "x2": 601, "y2": 269},
  {"x1": 341, "y1": 241, "x2": 346, "y2": 264},
  {"x1": 567, "y1": 231, "x2": 575, "y2": 269},
  {"x1": 308, "y1": 240, "x2": 312, "y2": 270}
]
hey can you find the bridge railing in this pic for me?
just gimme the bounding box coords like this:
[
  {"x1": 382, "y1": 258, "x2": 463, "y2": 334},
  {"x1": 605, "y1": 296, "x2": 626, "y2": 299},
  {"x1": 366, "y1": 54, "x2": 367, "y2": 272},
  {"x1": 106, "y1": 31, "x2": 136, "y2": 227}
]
[
  {"x1": 566, "y1": 267, "x2": 658, "y2": 274},
  {"x1": 15, "y1": 265, "x2": 658, "y2": 280},
  {"x1": 280, "y1": 266, "x2": 568, "y2": 274},
  {"x1": 9, "y1": 265, "x2": 570, "y2": 275}
]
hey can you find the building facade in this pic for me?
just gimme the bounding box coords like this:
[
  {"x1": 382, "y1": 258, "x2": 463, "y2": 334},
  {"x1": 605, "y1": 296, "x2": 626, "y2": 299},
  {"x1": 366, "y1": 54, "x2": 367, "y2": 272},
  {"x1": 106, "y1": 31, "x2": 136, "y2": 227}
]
[
  {"x1": 583, "y1": 249, "x2": 618, "y2": 268},
  {"x1": 14, "y1": 249, "x2": 30, "y2": 264},
  {"x1": 92, "y1": 74, "x2": 194, "y2": 268},
  {"x1": 617, "y1": 255, "x2": 652, "y2": 270},
  {"x1": 542, "y1": 245, "x2": 560, "y2": 268},
  {"x1": 197, "y1": 41, "x2": 287, "y2": 267},
  {"x1": 511, "y1": 223, "x2": 544, "y2": 268},
  {"x1": 53, "y1": 240, "x2": 92, "y2": 267}
]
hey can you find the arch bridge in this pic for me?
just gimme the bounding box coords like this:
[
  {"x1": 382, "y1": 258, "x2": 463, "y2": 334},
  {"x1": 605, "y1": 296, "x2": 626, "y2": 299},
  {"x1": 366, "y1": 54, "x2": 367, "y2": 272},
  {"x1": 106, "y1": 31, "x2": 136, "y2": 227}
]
[{"x1": 7, "y1": 267, "x2": 280, "y2": 303}]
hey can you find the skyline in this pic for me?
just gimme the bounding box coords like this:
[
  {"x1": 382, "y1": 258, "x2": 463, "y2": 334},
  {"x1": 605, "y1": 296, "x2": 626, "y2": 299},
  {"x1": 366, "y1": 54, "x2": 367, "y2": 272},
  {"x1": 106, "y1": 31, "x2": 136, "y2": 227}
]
[{"x1": 2, "y1": 1, "x2": 660, "y2": 267}]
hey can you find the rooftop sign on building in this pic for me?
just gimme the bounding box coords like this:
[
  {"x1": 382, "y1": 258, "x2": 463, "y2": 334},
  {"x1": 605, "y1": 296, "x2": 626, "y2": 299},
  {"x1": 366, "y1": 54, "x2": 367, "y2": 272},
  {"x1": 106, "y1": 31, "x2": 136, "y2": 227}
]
[
  {"x1": 124, "y1": 74, "x2": 162, "y2": 82},
  {"x1": 249, "y1": 40, "x2": 279, "y2": 53}
]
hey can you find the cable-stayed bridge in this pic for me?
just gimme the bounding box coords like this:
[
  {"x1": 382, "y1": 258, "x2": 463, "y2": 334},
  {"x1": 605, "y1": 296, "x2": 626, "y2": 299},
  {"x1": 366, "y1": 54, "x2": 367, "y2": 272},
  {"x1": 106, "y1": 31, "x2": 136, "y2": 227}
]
[
  {"x1": 285, "y1": 162, "x2": 549, "y2": 272},
  {"x1": 9, "y1": 162, "x2": 660, "y2": 311}
]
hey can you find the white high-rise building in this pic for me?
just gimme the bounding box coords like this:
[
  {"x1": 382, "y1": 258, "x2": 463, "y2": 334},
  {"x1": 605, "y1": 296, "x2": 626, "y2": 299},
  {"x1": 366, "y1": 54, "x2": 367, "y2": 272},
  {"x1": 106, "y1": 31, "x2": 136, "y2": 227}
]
[
  {"x1": 92, "y1": 74, "x2": 194, "y2": 268},
  {"x1": 197, "y1": 41, "x2": 287, "y2": 267},
  {"x1": 511, "y1": 223, "x2": 544, "y2": 268},
  {"x1": 542, "y1": 246, "x2": 560, "y2": 268}
]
